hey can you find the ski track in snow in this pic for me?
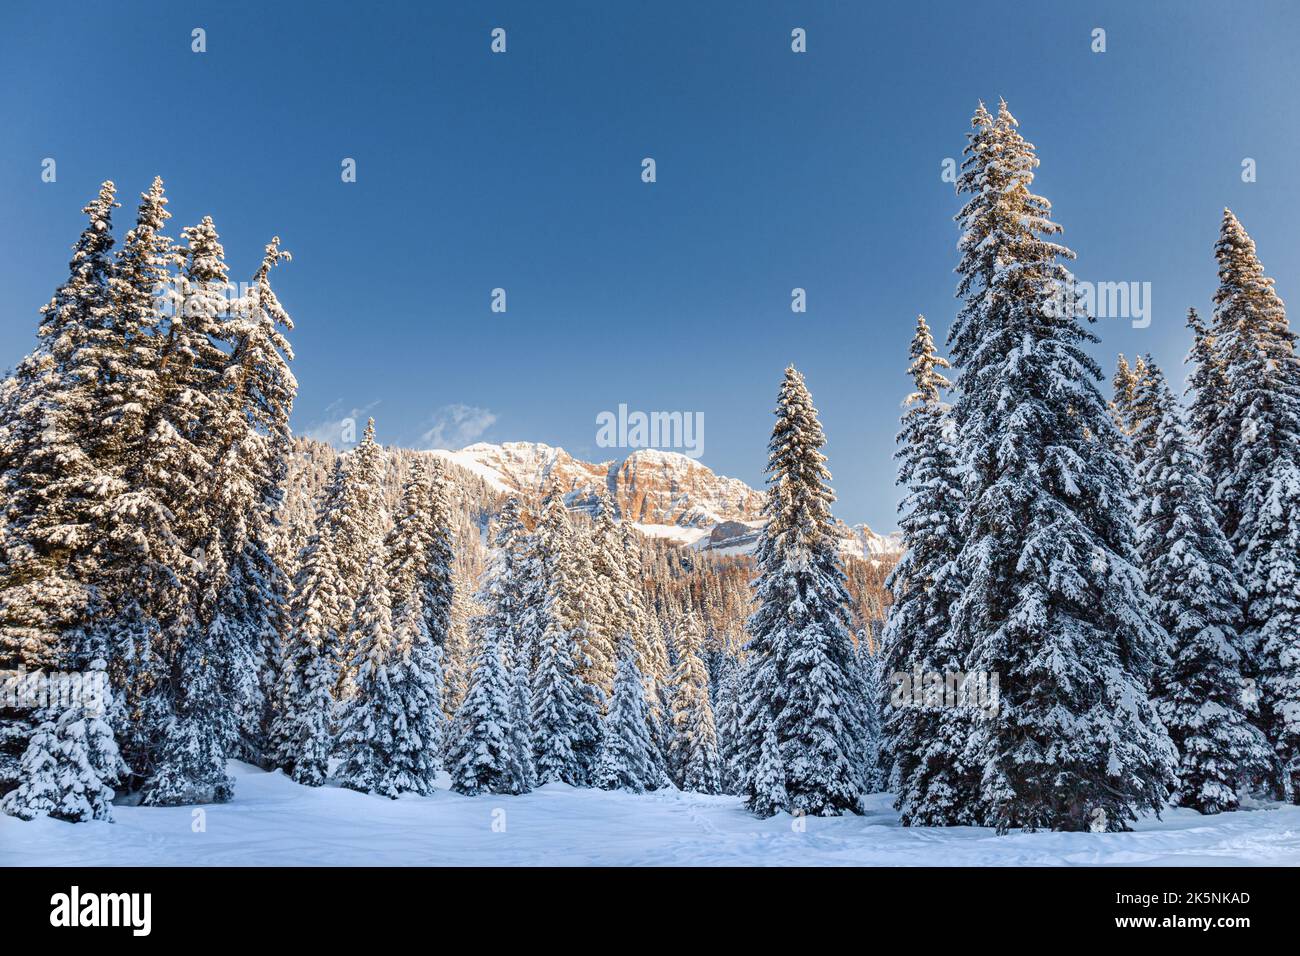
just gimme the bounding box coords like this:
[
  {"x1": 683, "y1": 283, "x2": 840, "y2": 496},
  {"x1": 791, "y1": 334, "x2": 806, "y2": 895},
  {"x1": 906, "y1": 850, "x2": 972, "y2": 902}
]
[{"x1": 2, "y1": 762, "x2": 1298, "y2": 866}]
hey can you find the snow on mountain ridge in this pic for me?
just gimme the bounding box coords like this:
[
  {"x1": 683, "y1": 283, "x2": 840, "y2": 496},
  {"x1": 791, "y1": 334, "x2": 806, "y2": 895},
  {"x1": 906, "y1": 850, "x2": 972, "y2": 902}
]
[
  {"x1": 427, "y1": 441, "x2": 902, "y2": 558},
  {"x1": 430, "y1": 440, "x2": 764, "y2": 528}
]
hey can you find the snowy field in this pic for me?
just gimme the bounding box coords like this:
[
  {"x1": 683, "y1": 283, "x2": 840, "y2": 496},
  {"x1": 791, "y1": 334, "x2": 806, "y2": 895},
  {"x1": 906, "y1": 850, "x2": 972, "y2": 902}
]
[{"x1": 3, "y1": 761, "x2": 1299, "y2": 866}]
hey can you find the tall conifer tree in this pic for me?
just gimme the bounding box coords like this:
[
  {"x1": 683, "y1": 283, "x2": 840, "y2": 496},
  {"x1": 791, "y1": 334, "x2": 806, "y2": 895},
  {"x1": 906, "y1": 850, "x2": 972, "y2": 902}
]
[
  {"x1": 740, "y1": 367, "x2": 867, "y2": 816},
  {"x1": 880, "y1": 316, "x2": 974, "y2": 825},
  {"x1": 1133, "y1": 360, "x2": 1272, "y2": 812},
  {"x1": 946, "y1": 101, "x2": 1174, "y2": 831}
]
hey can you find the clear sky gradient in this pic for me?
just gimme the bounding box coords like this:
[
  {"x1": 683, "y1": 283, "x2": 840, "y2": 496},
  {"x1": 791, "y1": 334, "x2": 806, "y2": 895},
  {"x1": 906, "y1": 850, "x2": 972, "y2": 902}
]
[{"x1": 3, "y1": 1, "x2": 1299, "y2": 529}]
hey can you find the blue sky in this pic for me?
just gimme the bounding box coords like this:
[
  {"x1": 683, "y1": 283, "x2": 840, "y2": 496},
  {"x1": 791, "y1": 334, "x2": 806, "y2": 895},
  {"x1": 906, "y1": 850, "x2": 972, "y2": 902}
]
[{"x1": 3, "y1": 1, "x2": 1299, "y2": 529}]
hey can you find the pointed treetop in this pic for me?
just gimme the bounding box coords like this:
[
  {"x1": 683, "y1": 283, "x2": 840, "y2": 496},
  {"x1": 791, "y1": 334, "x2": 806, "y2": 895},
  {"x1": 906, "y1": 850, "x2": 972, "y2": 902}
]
[
  {"x1": 134, "y1": 177, "x2": 169, "y2": 231},
  {"x1": 88, "y1": 181, "x2": 120, "y2": 227},
  {"x1": 493, "y1": 495, "x2": 526, "y2": 547},
  {"x1": 907, "y1": 314, "x2": 951, "y2": 404},
  {"x1": 181, "y1": 215, "x2": 228, "y2": 283},
  {"x1": 1215, "y1": 208, "x2": 1279, "y2": 300},
  {"x1": 1138, "y1": 354, "x2": 1170, "y2": 394},
  {"x1": 762, "y1": 364, "x2": 837, "y2": 547},
  {"x1": 254, "y1": 235, "x2": 292, "y2": 285}
]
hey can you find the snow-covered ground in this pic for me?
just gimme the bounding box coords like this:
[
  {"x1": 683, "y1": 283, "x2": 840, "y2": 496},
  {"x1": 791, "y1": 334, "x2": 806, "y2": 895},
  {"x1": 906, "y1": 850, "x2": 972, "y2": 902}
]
[{"x1": 3, "y1": 761, "x2": 1298, "y2": 866}]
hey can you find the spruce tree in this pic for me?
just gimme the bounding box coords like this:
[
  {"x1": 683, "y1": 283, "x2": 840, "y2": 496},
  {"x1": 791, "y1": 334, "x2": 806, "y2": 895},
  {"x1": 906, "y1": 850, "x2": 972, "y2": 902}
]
[
  {"x1": 530, "y1": 597, "x2": 588, "y2": 786},
  {"x1": 880, "y1": 315, "x2": 974, "y2": 825},
  {"x1": 335, "y1": 557, "x2": 405, "y2": 797},
  {"x1": 1185, "y1": 307, "x2": 1232, "y2": 494},
  {"x1": 1111, "y1": 354, "x2": 1140, "y2": 436},
  {"x1": 269, "y1": 483, "x2": 346, "y2": 785},
  {"x1": 507, "y1": 655, "x2": 537, "y2": 795},
  {"x1": 1134, "y1": 360, "x2": 1273, "y2": 812},
  {"x1": 387, "y1": 458, "x2": 456, "y2": 656},
  {"x1": 1199, "y1": 211, "x2": 1300, "y2": 799},
  {"x1": 1204, "y1": 210, "x2": 1300, "y2": 542},
  {"x1": 667, "y1": 612, "x2": 721, "y2": 794},
  {"x1": 333, "y1": 418, "x2": 388, "y2": 691},
  {"x1": 946, "y1": 100, "x2": 1174, "y2": 831},
  {"x1": 213, "y1": 237, "x2": 297, "y2": 763},
  {"x1": 0, "y1": 183, "x2": 128, "y2": 815},
  {"x1": 469, "y1": 497, "x2": 535, "y2": 792},
  {"x1": 529, "y1": 489, "x2": 601, "y2": 785},
  {"x1": 143, "y1": 536, "x2": 235, "y2": 806},
  {"x1": 0, "y1": 183, "x2": 120, "y2": 683},
  {"x1": 94, "y1": 179, "x2": 187, "y2": 785},
  {"x1": 749, "y1": 720, "x2": 788, "y2": 818},
  {"x1": 741, "y1": 366, "x2": 867, "y2": 816},
  {"x1": 855, "y1": 640, "x2": 885, "y2": 795},
  {"x1": 387, "y1": 596, "x2": 446, "y2": 794},
  {"x1": 585, "y1": 491, "x2": 626, "y2": 693},
  {"x1": 1243, "y1": 459, "x2": 1300, "y2": 800},
  {"x1": 1, "y1": 680, "x2": 125, "y2": 823},
  {"x1": 448, "y1": 623, "x2": 516, "y2": 795},
  {"x1": 594, "y1": 632, "x2": 659, "y2": 793},
  {"x1": 361, "y1": 459, "x2": 450, "y2": 794},
  {"x1": 138, "y1": 214, "x2": 244, "y2": 802},
  {"x1": 618, "y1": 519, "x2": 670, "y2": 780},
  {"x1": 713, "y1": 654, "x2": 746, "y2": 794}
]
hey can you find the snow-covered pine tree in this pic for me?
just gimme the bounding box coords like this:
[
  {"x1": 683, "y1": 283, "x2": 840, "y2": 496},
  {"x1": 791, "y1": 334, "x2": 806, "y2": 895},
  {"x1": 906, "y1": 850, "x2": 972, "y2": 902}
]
[
  {"x1": 167, "y1": 239, "x2": 293, "y2": 774},
  {"x1": 1, "y1": 671, "x2": 126, "y2": 823},
  {"x1": 1111, "y1": 354, "x2": 1139, "y2": 436},
  {"x1": 1133, "y1": 359, "x2": 1273, "y2": 812},
  {"x1": 529, "y1": 489, "x2": 599, "y2": 786},
  {"x1": 741, "y1": 366, "x2": 867, "y2": 816},
  {"x1": 667, "y1": 611, "x2": 721, "y2": 794},
  {"x1": 448, "y1": 620, "x2": 515, "y2": 796},
  {"x1": 385, "y1": 595, "x2": 446, "y2": 795},
  {"x1": 94, "y1": 178, "x2": 185, "y2": 785},
  {"x1": 0, "y1": 183, "x2": 129, "y2": 816},
  {"x1": 880, "y1": 315, "x2": 974, "y2": 825},
  {"x1": 750, "y1": 720, "x2": 788, "y2": 819},
  {"x1": 946, "y1": 100, "x2": 1175, "y2": 831},
  {"x1": 449, "y1": 500, "x2": 531, "y2": 795},
  {"x1": 387, "y1": 457, "x2": 456, "y2": 656},
  {"x1": 617, "y1": 518, "x2": 670, "y2": 780},
  {"x1": 385, "y1": 459, "x2": 435, "y2": 612},
  {"x1": 1204, "y1": 210, "x2": 1300, "y2": 543},
  {"x1": 1198, "y1": 210, "x2": 1300, "y2": 800},
  {"x1": 469, "y1": 497, "x2": 535, "y2": 792},
  {"x1": 1242, "y1": 462, "x2": 1300, "y2": 801},
  {"x1": 594, "y1": 632, "x2": 659, "y2": 792},
  {"x1": 333, "y1": 418, "x2": 388, "y2": 693},
  {"x1": 855, "y1": 638, "x2": 884, "y2": 795},
  {"x1": 585, "y1": 490, "x2": 626, "y2": 693},
  {"x1": 1185, "y1": 307, "x2": 1232, "y2": 497},
  {"x1": 713, "y1": 654, "x2": 745, "y2": 794},
  {"x1": 507, "y1": 655, "x2": 536, "y2": 795},
  {"x1": 143, "y1": 530, "x2": 236, "y2": 806},
  {"x1": 0, "y1": 183, "x2": 120, "y2": 690},
  {"x1": 335, "y1": 556, "x2": 405, "y2": 797},
  {"x1": 352, "y1": 458, "x2": 451, "y2": 794},
  {"x1": 555, "y1": 506, "x2": 609, "y2": 760},
  {"x1": 1114, "y1": 355, "x2": 1160, "y2": 466},
  {"x1": 210, "y1": 237, "x2": 297, "y2": 764},
  {"x1": 268, "y1": 473, "x2": 347, "y2": 785},
  {"x1": 139, "y1": 214, "x2": 249, "y2": 805}
]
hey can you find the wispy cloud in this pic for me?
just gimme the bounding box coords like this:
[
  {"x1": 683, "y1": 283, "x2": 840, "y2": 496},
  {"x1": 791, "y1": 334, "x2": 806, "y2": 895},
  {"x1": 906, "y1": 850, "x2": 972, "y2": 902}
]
[
  {"x1": 419, "y1": 404, "x2": 497, "y2": 450},
  {"x1": 300, "y1": 400, "x2": 381, "y2": 446}
]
